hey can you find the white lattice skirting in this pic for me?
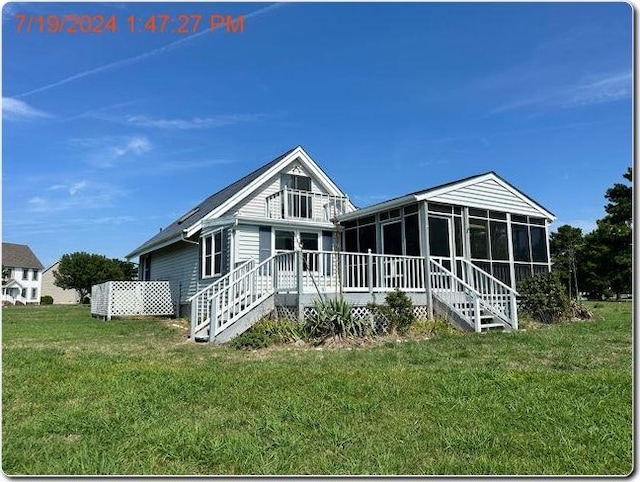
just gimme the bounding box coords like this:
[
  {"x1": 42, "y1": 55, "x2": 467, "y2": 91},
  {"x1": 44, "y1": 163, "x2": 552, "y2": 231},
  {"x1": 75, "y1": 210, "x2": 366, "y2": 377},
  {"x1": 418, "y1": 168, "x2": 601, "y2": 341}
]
[{"x1": 91, "y1": 281, "x2": 174, "y2": 320}]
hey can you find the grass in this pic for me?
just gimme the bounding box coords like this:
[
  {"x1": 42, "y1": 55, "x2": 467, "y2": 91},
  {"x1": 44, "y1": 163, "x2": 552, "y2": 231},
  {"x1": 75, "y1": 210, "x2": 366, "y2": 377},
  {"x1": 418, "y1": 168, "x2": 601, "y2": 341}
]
[{"x1": 2, "y1": 302, "x2": 632, "y2": 475}]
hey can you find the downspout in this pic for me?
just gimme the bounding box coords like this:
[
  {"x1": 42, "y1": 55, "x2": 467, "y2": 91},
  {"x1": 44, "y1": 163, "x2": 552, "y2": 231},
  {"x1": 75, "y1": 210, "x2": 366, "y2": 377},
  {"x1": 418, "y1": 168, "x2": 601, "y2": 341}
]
[{"x1": 181, "y1": 229, "x2": 200, "y2": 245}]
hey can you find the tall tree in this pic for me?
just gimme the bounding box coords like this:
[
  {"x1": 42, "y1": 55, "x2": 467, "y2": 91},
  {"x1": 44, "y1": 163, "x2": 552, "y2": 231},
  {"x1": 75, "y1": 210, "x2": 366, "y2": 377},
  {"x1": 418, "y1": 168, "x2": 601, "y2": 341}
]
[
  {"x1": 53, "y1": 252, "x2": 137, "y2": 302},
  {"x1": 550, "y1": 225, "x2": 583, "y2": 299}
]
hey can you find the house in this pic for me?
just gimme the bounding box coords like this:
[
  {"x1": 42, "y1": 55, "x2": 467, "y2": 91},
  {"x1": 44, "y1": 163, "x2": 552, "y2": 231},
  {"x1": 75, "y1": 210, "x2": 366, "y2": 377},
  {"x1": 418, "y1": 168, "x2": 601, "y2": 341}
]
[
  {"x1": 2, "y1": 243, "x2": 44, "y2": 305},
  {"x1": 41, "y1": 261, "x2": 81, "y2": 304},
  {"x1": 126, "y1": 146, "x2": 355, "y2": 318},
  {"x1": 125, "y1": 146, "x2": 555, "y2": 342}
]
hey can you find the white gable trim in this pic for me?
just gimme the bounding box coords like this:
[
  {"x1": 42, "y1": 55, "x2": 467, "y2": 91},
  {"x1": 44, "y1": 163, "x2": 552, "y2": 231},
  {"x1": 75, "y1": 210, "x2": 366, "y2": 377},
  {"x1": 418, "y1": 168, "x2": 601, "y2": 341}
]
[
  {"x1": 415, "y1": 172, "x2": 555, "y2": 220},
  {"x1": 185, "y1": 147, "x2": 355, "y2": 238}
]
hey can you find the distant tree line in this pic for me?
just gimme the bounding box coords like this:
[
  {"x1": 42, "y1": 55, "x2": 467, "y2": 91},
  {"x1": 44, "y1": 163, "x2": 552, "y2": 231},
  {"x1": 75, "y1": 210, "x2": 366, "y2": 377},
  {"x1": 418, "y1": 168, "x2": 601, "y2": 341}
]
[
  {"x1": 550, "y1": 168, "x2": 632, "y2": 300},
  {"x1": 53, "y1": 252, "x2": 137, "y2": 302}
]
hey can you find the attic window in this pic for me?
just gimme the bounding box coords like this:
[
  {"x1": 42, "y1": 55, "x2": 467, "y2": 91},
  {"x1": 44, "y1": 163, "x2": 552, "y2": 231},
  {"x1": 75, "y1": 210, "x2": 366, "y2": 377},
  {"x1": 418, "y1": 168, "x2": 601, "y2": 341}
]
[{"x1": 177, "y1": 207, "x2": 200, "y2": 225}]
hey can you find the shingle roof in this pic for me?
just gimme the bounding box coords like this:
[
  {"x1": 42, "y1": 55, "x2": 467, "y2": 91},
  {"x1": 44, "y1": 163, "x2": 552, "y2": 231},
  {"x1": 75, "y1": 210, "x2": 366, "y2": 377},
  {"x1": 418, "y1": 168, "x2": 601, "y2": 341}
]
[
  {"x1": 128, "y1": 147, "x2": 297, "y2": 257},
  {"x1": 2, "y1": 243, "x2": 44, "y2": 270}
]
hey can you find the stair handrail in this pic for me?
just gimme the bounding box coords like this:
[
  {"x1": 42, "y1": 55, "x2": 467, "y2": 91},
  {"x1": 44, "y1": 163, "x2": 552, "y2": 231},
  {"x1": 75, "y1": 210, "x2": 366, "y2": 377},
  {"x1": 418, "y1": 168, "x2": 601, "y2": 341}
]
[
  {"x1": 209, "y1": 252, "x2": 294, "y2": 338},
  {"x1": 187, "y1": 258, "x2": 254, "y2": 302},
  {"x1": 457, "y1": 258, "x2": 518, "y2": 330}
]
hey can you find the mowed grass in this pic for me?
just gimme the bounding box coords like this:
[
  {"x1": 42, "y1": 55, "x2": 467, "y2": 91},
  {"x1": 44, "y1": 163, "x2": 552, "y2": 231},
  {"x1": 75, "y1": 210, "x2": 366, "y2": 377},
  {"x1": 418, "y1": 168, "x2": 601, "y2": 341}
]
[{"x1": 2, "y1": 302, "x2": 632, "y2": 475}]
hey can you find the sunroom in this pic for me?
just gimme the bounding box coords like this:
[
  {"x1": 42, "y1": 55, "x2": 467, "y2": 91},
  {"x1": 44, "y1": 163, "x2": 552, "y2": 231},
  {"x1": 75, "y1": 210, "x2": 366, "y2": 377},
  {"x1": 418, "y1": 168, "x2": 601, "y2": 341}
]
[{"x1": 338, "y1": 172, "x2": 555, "y2": 291}]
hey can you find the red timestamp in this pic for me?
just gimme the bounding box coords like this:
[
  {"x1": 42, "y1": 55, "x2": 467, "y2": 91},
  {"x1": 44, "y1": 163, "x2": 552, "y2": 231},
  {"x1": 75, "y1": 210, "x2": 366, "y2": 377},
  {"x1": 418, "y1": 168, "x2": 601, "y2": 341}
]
[{"x1": 14, "y1": 13, "x2": 245, "y2": 34}]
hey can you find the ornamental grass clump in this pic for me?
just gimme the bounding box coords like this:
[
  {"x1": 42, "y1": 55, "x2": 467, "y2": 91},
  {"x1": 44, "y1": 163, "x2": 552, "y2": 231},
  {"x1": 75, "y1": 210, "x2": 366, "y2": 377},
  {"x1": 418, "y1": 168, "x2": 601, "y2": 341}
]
[{"x1": 303, "y1": 296, "x2": 368, "y2": 343}]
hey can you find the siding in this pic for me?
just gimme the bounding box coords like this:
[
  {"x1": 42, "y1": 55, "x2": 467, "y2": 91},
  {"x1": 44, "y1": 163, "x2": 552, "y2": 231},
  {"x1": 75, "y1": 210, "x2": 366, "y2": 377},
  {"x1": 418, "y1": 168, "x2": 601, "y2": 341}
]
[
  {"x1": 235, "y1": 225, "x2": 260, "y2": 262},
  {"x1": 234, "y1": 163, "x2": 331, "y2": 219},
  {"x1": 429, "y1": 179, "x2": 544, "y2": 217},
  {"x1": 41, "y1": 263, "x2": 78, "y2": 304},
  {"x1": 148, "y1": 242, "x2": 199, "y2": 307}
]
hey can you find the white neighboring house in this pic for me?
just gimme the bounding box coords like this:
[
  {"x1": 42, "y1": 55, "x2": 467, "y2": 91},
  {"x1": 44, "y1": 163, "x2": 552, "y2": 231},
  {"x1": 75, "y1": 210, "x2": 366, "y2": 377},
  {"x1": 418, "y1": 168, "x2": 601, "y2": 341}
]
[
  {"x1": 2, "y1": 243, "x2": 44, "y2": 305},
  {"x1": 41, "y1": 261, "x2": 81, "y2": 304}
]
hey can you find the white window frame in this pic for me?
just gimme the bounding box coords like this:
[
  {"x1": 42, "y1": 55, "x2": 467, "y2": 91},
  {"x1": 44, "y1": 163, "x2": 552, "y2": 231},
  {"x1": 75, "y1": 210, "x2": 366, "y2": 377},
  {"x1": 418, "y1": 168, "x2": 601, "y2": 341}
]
[{"x1": 202, "y1": 230, "x2": 223, "y2": 279}]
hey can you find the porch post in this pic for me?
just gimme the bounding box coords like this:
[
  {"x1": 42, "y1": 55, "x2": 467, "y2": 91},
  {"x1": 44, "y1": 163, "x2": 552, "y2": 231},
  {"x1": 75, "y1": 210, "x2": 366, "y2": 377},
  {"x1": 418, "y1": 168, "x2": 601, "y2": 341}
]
[
  {"x1": 367, "y1": 249, "x2": 374, "y2": 298},
  {"x1": 419, "y1": 201, "x2": 433, "y2": 319},
  {"x1": 296, "y1": 249, "x2": 304, "y2": 321},
  {"x1": 506, "y1": 213, "x2": 517, "y2": 291}
]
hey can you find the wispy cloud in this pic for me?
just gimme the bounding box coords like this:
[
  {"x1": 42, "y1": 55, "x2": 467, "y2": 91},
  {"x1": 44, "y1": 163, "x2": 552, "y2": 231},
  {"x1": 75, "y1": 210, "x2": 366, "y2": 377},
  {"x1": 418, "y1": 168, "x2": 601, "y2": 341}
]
[
  {"x1": 69, "y1": 135, "x2": 152, "y2": 168},
  {"x1": 96, "y1": 113, "x2": 268, "y2": 130},
  {"x1": 2, "y1": 97, "x2": 51, "y2": 121},
  {"x1": 155, "y1": 158, "x2": 238, "y2": 172},
  {"x1": 12, "y1": 3, "x2": 287, "y2": 98},
  {"x1": 27, "y1": 181, "x2": 127, "y2": 213}
]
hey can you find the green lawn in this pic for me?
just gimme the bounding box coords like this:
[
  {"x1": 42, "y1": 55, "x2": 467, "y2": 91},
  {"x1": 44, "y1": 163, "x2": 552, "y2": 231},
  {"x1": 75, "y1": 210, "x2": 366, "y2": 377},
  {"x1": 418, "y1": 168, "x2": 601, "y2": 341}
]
[{"x1": 2, "y1": 302, "x2": 632, "y2": 475}]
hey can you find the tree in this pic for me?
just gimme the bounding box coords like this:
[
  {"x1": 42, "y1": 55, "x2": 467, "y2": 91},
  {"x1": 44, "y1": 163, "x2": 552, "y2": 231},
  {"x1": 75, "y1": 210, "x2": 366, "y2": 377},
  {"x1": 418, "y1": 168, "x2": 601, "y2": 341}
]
[
  {"x1": 53, "y1": 252, "x2": 137, "y2": 302},
  {"x1": 604, "y1": 167, "x2": 632, "y2": 226},
  {"x1": 549, "y1": 225, "x2": 583, "y2": 299}
]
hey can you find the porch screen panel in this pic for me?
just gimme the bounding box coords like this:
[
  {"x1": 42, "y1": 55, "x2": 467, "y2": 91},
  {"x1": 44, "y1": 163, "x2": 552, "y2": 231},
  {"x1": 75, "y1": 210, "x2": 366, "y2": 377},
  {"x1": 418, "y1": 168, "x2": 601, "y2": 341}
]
[
  {"x1": 512, "y1": 224, "x2": 531, "y2": 262},
  {"x1": 404, "y1": 214, "x2": 420, "y2": 256},
  {"x1": 469, "y1": 219, "x2": 489, "y2": 259},
  {"x1": 428, "y1": 217, "x2": 450, "y2": 258},
  {"x1": 530, "y1": 226, "x2": 548, "y2": 263},
  {"x1": 382, "y1": 222, "x2": 402, "y2": 255},
  {"x1": 344, "y1": 228, "x2": 358, "y2": 252},
  {"x1": 490, "y1": 221, "x2": 509, "y2": 260},
  {"x1": 358, "y1": 224, "x2": 376, "y2": 253}
]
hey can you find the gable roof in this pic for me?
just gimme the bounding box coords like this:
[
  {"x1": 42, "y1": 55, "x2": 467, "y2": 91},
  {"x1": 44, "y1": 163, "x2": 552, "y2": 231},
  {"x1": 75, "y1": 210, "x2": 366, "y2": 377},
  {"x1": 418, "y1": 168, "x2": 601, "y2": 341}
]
[
  {"x1": 2, "y1": 243, "x2": 44, "y2": 270},
  {"x1": 127, "y1": 146, "x2": 354, "y2": 258},
  {"x1": 339, "y1": 171, "x2": 555, "y2": 221}
]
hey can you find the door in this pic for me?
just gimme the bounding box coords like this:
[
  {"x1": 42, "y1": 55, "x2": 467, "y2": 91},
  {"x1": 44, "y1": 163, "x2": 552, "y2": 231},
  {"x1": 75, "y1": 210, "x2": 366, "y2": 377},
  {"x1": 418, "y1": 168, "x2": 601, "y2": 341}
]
[{"x1": 428, "y1": 215, "x2": 455, "y2": 272}]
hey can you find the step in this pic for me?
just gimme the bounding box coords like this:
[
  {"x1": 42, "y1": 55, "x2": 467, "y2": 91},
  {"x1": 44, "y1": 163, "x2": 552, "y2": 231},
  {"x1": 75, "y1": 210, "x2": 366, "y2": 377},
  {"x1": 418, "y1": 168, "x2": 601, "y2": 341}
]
[{"x1": 480, "y1": 322, "x2": 506, "y2": 330}]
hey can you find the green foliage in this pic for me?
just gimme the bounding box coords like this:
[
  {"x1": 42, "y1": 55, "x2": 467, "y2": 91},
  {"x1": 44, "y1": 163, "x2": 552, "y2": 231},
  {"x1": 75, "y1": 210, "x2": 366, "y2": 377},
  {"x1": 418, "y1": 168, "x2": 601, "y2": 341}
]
[
  {"x1": 250, "y1": 317, "x2": 303, "y2": 344},
  {"x1": 53, "y1": 252, "x2": 138, "y2": 302},
  {"x1": 228, "y1": 331, "x2": 274, "y2": 350},
  {"x1": 550, "y1": 224, "x2": 583, "y2": 299},
  {"x1": 303, "y1": 296, "x2": 368, "y2": 343},
  {"x1": 368, "y1": 289, "x2": 416, "y2": 334},
  {"x1": 517, "y1": 272, "x2": 570, "y2": 324},
  {"x1": 409, "y1": 318, "x2": 458, "y2": 337},
  {"x1": 40, "y1": 295, "x2": 54, "y2": 305}
]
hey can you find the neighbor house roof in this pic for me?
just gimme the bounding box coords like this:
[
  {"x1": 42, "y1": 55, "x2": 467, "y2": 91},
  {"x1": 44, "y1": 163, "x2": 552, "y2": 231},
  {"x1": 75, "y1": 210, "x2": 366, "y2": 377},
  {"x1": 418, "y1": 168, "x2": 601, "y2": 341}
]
[
  {"x1": 2, "y1": 243, "x2": 44, "y2": 270},
  {"x1": 339, "y1": 171, "x2": 556, "y2": 221}
]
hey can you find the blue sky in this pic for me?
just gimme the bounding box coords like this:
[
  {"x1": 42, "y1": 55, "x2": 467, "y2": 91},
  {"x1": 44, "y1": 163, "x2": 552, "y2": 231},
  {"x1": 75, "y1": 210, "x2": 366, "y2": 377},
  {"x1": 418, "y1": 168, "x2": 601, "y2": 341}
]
[{"x1": 2, "y1": 2, "x2": 632, "y2": 268}]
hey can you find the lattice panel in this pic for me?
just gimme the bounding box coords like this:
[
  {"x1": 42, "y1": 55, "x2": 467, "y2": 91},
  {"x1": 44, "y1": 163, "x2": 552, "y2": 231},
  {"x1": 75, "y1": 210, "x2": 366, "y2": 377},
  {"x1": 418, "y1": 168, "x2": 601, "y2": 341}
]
[
  {"x1": 276, "y1": 305, "x2": 298, "y2": 321},
  {"x1": 413, "y1": 305, "x2": 429, "y2": 320},
  {"x1": 91, "y1": 281, "x2": 174, "y2": 319}
]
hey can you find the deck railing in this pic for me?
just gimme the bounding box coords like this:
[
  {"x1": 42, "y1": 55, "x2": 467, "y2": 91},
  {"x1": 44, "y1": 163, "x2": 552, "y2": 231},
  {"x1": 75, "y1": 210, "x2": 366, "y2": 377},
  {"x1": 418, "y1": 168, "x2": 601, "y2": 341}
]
[
  {"x1": 265, "y1": 188, "x2": 349, "y2": 222},
  {"x1": 1, "y1": 294, "x2": 28, "y2": 305}
]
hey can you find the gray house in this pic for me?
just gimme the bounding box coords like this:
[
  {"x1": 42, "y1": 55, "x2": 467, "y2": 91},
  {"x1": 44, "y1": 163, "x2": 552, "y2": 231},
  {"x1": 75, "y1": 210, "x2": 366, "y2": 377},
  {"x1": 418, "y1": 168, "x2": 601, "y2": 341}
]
[{"x1": 126, "y1": 146, "x2": 555, "y2": 342}]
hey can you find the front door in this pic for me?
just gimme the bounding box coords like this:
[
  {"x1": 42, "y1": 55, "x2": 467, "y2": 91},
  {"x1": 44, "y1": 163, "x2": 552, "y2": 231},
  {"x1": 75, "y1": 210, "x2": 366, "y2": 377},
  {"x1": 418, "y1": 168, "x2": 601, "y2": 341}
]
[{"x1": 428, "y1": 215, "x2": 455, "y2": 272}]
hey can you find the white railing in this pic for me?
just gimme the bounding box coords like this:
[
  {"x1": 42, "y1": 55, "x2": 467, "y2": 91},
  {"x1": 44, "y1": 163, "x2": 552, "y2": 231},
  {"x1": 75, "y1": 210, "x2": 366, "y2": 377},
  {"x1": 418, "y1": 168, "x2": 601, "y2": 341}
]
[
  {"x1": 429, "y1": 259, "x2": 483, "y2": 332},
  {"x1": 265, "y1": 188, "x2": 349, "y2": 222},
  {"x1": 301, "y1": 250, "x2": 425, "y2": 293},
  {"x1": 429, "y1": 259, "x2": 517, "y2": 331},
  {"x1": 2, "y1": 294, "x2": 28, "y2": 305},
  {"x1": 458, "y1": 259, "x2": 518, "y2": 330},
  {"x1": 209, "y1": 252, "x2": 295, "y2": 338},
  {"x1": 188, "y1": 258, "x2": 254, "y2": 330}
]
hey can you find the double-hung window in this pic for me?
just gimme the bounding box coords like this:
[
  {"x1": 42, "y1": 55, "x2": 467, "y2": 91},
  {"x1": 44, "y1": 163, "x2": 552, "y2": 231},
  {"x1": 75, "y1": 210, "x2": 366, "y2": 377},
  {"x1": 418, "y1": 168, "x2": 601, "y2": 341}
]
[{"x1": 202, "y1": 231, "x2": 223, "y2": 278}]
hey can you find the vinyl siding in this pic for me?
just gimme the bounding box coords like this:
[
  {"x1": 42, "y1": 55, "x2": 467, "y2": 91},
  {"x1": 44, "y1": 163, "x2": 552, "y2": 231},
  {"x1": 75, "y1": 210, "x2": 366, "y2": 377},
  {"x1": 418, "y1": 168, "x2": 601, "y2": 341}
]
[
  {"x1": 235, "y1": 225, "x2": 260, "y2": 262},
  {"x1": 148, "y1": 242, "x2": 199, "y2": 307},
  {"x1": 429, "y1": 179, "x2": 544, "y2": 217},
  {"x1": 233, "y1": 163, "x2": 331, "y2": 219},
  {"x1": 41, "y1": 263, "x2": 78, "y2": 304}
]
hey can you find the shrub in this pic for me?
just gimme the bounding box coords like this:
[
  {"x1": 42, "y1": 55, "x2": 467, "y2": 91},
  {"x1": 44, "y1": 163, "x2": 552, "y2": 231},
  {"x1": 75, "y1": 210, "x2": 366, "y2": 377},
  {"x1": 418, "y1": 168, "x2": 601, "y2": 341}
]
[
  {"x1": 409, "y1": 318, "x2": 458, "y2": 337},
  {"x1": 251, "y1": 317, "x2": 303, "y2": 344},
  {"x1": 368, "y1": 289, "x2": 416, "y2": 334},
  {"x1": 517, "y1": 273, "x2": 570, "y2": 324},
  {"x1": 40, "y1": 295, "x2": 54, "y2": 305},
  {"x1": 228, "y1": 331, "x2": 273, "y2": 350},
  {"x1": 303, "y1": 296, "x2": 368, "y2": 343}
]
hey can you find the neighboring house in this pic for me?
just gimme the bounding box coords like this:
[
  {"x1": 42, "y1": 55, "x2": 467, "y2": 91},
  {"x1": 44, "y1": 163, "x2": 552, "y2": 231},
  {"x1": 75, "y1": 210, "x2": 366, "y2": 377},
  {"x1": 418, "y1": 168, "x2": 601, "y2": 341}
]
[
  {"x1": 2, "y1": 243, "x2": 45, "y2": 305},
  {"x1": 125, "y1": 145, "x2": 555, "y2": 342},
  {"x1": 41, "y1": 261, "x2": 81, "y2": 304}
]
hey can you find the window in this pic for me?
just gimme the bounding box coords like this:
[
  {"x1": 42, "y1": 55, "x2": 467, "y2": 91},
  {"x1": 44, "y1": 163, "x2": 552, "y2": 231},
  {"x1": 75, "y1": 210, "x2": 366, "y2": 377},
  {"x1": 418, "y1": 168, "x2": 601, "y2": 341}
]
[
  {"x1": 275, "y1": 231, "x2": 295, "y2": 251},
  {"x1": 282, "y1": 174, "x2": 312, "y2": 191},
  {"x1": 32, "y1": 270, "x2": 39, "y2": 281},
  {"x1": 21, "y1": 288, "x2": 26, "y2": 298},
  {"x1": 141, "y1": 254, "x2": 151, "y2": 281},
  {"x1": 22, "y1": 269, "x2": 29, "y2": 280},
  {"x1": 202, "y1": 231, "x2": 223, "y2": 278},
  {"x1": 31, "y1": 288, "x2": 37, "y2": 300}
]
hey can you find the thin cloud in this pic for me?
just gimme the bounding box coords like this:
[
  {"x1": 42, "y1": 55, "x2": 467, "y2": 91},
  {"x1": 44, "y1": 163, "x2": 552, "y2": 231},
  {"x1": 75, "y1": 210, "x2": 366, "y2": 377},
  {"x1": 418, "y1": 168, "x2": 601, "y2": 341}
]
[
  {"x1": 69, "y1": 135, "x2": 152, "y2": 168},
  {"x1": 2, "y1": 97, "x2": 51, "y2": 121},
  {"x1": 26, "y1": 182, "x2": 127, "y2": 213},
  {"x1": 47, "y1": 180, "x2": 88, "y2": 195},
  {"x1": 13, "y1": 3, "x2": 287, "y2": 99},
  {"x1": 99, "y1": 113, "x2": 268, "y2": 130}
]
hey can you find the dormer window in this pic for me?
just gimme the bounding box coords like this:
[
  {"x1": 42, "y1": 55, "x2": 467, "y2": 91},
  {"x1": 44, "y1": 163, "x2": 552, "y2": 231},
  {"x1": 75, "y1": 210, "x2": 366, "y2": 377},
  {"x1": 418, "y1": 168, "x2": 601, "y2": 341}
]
[{"x1": 281, "y1": 174, "x2": 311, "y2": 192}]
